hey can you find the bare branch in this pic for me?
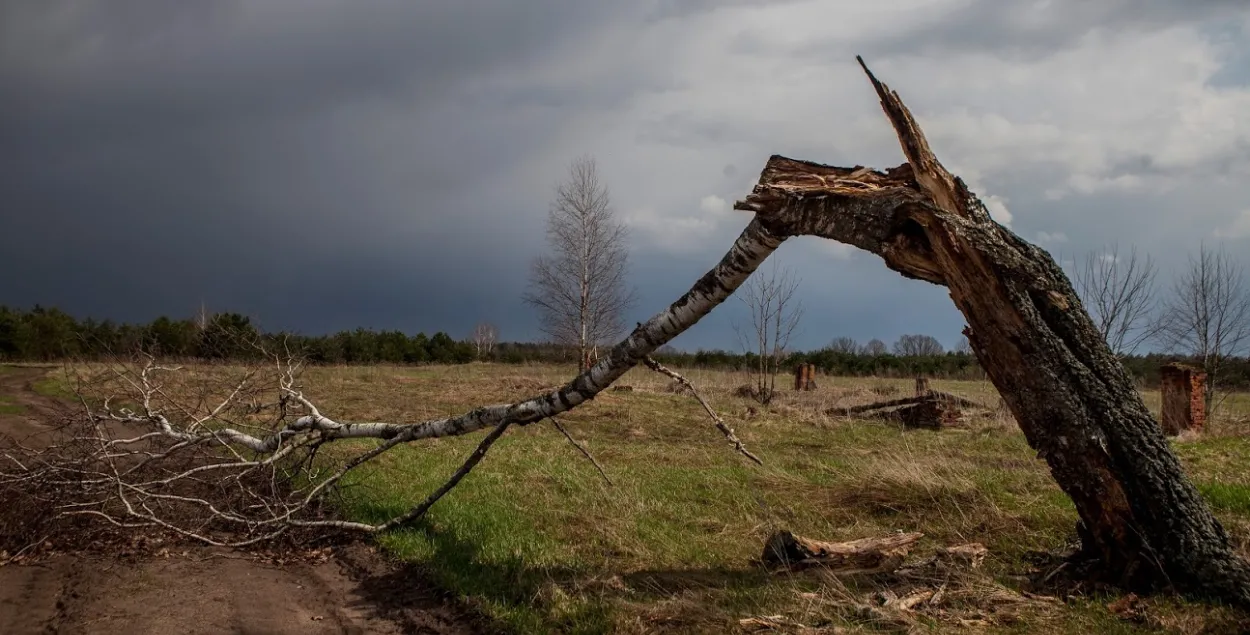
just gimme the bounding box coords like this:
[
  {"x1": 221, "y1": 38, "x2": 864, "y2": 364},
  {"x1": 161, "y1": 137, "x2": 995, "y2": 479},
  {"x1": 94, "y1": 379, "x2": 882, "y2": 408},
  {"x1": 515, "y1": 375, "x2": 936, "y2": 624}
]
[
  {"x1": 735, "y1": 260, "x2": 804, "y2": 403},
  {"x1": 4, "y1": 214, "x2": 786, "y2": 546},
  {"x1": 550, "y1": 417, "x2": 613, "y2": 485},
  {"x1": 643, "y1": 356, "x2": 763, "y2": 465},
  {"x1": 1070, "y1": 244, "x2": 1162, "y2": 356}
]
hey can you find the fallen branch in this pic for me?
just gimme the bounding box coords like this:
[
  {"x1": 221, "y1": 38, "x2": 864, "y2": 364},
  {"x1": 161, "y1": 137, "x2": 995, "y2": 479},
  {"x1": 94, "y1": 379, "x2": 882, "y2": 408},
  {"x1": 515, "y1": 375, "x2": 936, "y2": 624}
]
[
  {"x1": 643, "y1": 356, "x2": 763, "y2": 465},
  {"x1": 551, "y1": 417, "x2": 613, "y2": 485},
  {"x1": 2, "y1": 213, "x2": 786, "y2": 545}
]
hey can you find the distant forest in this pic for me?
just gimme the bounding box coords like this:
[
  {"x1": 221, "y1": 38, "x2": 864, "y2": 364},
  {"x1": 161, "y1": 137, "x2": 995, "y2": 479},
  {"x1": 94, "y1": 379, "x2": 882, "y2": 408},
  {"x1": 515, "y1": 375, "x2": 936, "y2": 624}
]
[{"x1": 1, "y1": 305, "x2": 1247, "y2": 388}]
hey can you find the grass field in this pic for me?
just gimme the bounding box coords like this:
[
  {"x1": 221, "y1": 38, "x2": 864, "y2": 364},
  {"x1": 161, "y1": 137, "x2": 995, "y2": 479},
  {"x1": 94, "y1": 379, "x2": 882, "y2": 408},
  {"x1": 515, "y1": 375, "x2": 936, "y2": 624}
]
[
  {"x1": 253, "y1": 363, "x2": 1247, "y2": 634},
  {"x1": 17, "y1": 362, "x2": 1250, "y2": 633}
]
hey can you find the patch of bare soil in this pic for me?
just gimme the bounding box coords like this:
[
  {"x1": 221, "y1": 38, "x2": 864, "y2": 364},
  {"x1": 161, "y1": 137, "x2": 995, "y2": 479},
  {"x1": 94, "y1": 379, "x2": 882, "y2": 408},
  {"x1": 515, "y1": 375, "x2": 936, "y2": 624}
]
[{"x1": 0, "y1": 366, "x2": 486, "y2": 635}]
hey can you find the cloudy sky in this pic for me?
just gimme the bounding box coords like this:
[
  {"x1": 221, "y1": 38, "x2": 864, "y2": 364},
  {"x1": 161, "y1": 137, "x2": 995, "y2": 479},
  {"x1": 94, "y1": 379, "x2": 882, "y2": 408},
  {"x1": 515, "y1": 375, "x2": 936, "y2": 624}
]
[{"x1": 3, "y1": 0, "x2": 1249, "y2": 352}]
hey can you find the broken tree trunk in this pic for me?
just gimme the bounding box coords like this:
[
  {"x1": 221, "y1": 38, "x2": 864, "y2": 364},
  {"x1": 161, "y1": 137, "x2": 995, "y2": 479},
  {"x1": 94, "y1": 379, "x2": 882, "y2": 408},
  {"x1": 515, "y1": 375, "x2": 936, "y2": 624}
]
[{"x1": 734, "y1": 57, "x2": 1250, "y2": 605}]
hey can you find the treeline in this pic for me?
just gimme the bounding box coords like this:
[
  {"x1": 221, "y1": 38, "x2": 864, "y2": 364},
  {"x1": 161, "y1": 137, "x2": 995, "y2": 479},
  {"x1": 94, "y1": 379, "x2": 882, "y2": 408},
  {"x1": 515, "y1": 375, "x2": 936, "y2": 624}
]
[
  {"x1": 2, "y1": 306, "x2": 1247, "y2": 389},
  {"x1": 0, "y1": 306, "x2": 476, "y2": 364}
]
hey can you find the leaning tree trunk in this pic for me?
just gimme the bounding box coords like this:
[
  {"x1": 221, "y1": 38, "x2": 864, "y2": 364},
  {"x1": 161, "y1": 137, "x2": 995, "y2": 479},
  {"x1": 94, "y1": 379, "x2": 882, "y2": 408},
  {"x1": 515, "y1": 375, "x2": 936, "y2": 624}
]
[{"x1": 732, "y1": 57, "x2": 1250, "y2": 605}]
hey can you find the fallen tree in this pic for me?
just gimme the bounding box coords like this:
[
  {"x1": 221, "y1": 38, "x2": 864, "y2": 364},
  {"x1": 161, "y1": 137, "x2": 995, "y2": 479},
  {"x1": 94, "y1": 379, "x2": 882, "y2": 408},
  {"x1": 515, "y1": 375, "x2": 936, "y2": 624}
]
[{"x1": 2, "y1": 58, "x2": 1247, "y2": 606}]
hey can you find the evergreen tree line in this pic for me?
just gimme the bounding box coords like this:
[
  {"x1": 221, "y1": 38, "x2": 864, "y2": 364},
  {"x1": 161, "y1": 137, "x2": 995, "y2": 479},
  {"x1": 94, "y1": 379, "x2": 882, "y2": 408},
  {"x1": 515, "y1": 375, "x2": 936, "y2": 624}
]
[
  {"x1": 0, "y1": 306, "x2": 476, "y2": 364},
  {"x1": 1, "y1": 305, "x2": 1246, "y2": 389}
]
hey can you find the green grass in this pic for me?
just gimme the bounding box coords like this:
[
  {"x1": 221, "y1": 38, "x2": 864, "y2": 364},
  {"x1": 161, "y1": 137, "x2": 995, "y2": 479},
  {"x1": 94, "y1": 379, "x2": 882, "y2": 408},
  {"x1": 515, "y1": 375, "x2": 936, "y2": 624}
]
[
  {"x1": 1197, "y1": 482, "x2": 1250, "y2": 515},
  {"x1": 27, "y1": 361, "x2": 1250, "y2": 633},
  {"x1": 291, "y1": 364, "x2": 1250, "y2": 633},
  {"x1": 30, "y1": 375, "x2": 75, "y2": 400}
]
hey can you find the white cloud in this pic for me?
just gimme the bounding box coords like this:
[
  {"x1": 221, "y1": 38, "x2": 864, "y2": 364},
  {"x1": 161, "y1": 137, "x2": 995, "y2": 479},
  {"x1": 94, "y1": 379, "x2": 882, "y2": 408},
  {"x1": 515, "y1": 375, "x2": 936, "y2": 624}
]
[
  {"x1": 951, "y1": 165, "x2": 1013, "y2": 226},
  {"x1": 819, "y1": 241, "x2": 856, "y2": 260},
  {"x1": 981, "y1": 193, "x2": 1013, "y2": 227},
  {"x1": 1214, "y1": 209, "x2": 1250, "y2": 239},
  {"x1": 624, "y1": 195, "x2": 745, "y2": 254},
  {"x1": 484, "y1": 0, "x2": 1250, "y2": 341},
  {"x1": 699, "y1": 194, "x2": 728, "y2": 214}
]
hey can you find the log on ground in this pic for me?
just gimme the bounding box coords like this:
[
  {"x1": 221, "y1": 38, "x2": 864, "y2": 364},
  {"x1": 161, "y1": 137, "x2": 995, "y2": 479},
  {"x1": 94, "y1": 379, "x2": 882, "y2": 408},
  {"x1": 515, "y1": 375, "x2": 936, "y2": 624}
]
[{"x1": 761, "y1": 530, "x2": 924, "y2": 573}]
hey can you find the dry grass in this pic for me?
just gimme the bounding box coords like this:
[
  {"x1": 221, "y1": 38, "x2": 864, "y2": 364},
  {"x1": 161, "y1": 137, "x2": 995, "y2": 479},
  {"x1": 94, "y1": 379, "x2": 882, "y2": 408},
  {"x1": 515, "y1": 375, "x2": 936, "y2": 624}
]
[{"x1": 28, "y1": 362, "x2": 1250, "y2": 634}]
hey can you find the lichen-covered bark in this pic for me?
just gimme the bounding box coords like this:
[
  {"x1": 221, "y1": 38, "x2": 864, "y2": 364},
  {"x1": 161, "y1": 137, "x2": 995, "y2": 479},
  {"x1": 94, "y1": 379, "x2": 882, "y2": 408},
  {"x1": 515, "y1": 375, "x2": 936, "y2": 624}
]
[{"x1": 730, "y1": 60, "x2": 1250, "y2": 606}]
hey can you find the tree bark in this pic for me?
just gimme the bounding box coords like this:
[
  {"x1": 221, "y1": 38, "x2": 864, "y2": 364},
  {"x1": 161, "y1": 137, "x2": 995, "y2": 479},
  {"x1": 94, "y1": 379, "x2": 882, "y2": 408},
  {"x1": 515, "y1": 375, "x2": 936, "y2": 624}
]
[{"x1": 732, "y1": 57, "x2": 1250, "y2": 605}]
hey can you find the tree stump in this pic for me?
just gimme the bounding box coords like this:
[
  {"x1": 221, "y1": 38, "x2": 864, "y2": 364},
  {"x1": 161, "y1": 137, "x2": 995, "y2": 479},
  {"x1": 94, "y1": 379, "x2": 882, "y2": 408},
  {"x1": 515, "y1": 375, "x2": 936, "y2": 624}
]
[
  {"x1": 915, "y1": 376, "x2": 930, "y2": 396},
  {"x1": 1160, "y1": 363, "x2": 1206, "y2": 436}
]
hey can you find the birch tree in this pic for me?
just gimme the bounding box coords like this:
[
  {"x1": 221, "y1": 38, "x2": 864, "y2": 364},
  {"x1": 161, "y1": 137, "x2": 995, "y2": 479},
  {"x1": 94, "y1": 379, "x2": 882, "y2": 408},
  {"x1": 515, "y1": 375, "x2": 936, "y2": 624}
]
[
  {"x1": 471, "y1": 321, "x2": 497, "y2": 358},
  {"x1": 522, "y1": 156, "x2": 636, "y2": 371}
]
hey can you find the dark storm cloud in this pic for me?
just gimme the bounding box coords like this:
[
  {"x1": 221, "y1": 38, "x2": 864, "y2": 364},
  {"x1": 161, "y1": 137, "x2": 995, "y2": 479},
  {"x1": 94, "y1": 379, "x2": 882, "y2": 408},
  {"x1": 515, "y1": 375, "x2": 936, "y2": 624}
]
[
  {"x1": 0, "y1": 0, "x2": 637, "y2": 334},
  {"x1": 853, "y1": 0, "x2": 1247, "y2": 60}
]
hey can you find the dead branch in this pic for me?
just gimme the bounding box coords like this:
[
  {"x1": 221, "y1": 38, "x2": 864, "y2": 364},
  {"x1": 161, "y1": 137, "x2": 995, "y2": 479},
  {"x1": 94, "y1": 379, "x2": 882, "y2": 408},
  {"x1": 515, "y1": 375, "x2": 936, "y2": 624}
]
[
  {"x1": 551, "y1": 416, "x2": 613, "y2": 485},
  {"x1": 2, "y1": 206, "x2": 786, "y2": 546},
  {"x1": 643, "y1": 356, "x2": 763, "y2": 465}
]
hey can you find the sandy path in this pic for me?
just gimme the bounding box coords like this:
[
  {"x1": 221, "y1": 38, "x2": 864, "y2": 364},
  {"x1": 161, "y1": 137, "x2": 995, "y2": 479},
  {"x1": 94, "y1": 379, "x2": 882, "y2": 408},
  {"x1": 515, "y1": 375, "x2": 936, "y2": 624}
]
[{"x1": 0, "y1": 365, "x2": 483, "y2": 635}]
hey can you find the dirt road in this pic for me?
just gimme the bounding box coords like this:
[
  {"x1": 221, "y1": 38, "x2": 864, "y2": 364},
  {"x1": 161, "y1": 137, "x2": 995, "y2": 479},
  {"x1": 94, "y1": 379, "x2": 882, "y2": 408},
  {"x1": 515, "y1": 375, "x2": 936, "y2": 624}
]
[{"x1": 0, "y1": 366, "x2": 483, "y2": 635}]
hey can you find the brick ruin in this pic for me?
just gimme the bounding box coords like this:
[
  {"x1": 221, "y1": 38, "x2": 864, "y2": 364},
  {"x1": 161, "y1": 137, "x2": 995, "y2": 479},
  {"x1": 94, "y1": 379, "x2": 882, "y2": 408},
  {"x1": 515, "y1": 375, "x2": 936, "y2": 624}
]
[
  {"x1": 1160, "y1": 363, "x2": 1206, "y2": 436},
  {"x1": 793, "y1": 363, "x2": 817, "y2": 391}
]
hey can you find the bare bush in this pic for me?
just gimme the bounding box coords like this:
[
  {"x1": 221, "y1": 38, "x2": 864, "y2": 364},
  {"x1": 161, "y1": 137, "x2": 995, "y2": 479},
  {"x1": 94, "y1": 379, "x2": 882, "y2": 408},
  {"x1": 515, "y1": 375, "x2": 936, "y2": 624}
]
[{"x1": 1070, "y1": 244, "x2": 1161, "y2": 356}]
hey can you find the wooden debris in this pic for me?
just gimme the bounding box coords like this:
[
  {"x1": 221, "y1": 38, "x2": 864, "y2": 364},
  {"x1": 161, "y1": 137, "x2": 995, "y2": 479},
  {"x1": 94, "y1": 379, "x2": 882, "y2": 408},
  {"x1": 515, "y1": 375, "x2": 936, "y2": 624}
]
[
  {"x1": 939, "y1": 543, "x2": 988, "y2": 569},
  {"x1": 760, "y1": 530, "x2": 924, "y2": 573},
  {"x1": 738, "y1": 614, "x2": 838, "y2": 633},
  {"x1": 825, "y1": 393, "x2": 983, "y2": 429},
  {"x1": 1107, "y1": 593, "x2": 1146, "y2": 622}
]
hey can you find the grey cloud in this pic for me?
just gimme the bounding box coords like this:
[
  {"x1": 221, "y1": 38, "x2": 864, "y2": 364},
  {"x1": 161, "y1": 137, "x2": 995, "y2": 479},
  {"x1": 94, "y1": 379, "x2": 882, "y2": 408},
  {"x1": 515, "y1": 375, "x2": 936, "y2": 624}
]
[
  {"x1": 852, "y1": 0, "x2": 1247, "y2": 61},
  {"x1": 642, "y1": 0, "x2": 807, "y2": 24},
  {"x1": 3, "y1": 1, "x2": 1248, "y2": 353},
  {"x1": 0, "y1": 0, "x2": 642, "y2": 337}
]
